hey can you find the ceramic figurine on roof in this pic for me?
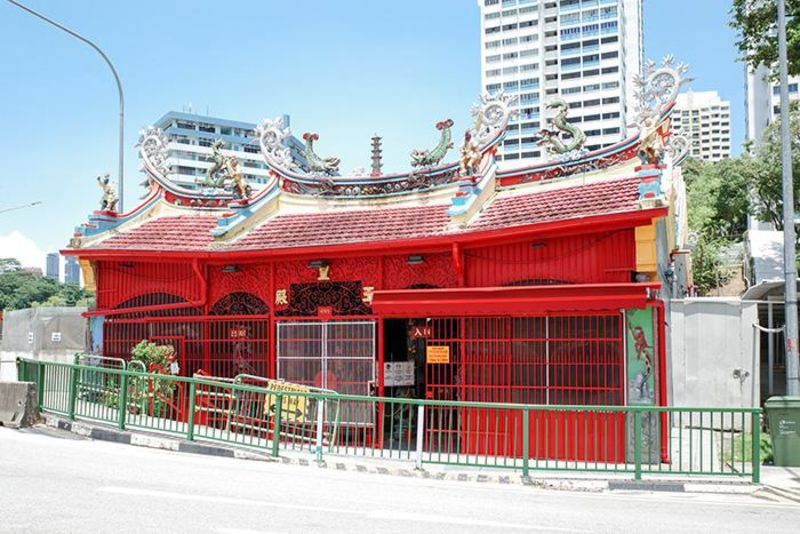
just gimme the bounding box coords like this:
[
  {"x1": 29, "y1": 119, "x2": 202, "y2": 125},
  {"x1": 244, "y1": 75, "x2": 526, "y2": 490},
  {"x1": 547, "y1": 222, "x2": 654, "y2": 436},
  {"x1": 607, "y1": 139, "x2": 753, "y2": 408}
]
[
  {"x1": 534, "y1": 98, "x2": 586, "y2": 155},
  {"x1": 204, "y1": 139, "x2": 228, "y2": 187},
  {"x1": 459, "y1": 130, "x2": 482, "y2": 176},
  {"x1": 97, "y1": 173, "x2": 118, "y2": 212},
  {"x1": 410, "y1": 119, "x2": 454, "y2": 167},
  {"x1": 637, "y1": 115, "x2": 666, "y2": 166},
  {"x1": 301, "y1": 132, "x2": 340, "y2": 175}
]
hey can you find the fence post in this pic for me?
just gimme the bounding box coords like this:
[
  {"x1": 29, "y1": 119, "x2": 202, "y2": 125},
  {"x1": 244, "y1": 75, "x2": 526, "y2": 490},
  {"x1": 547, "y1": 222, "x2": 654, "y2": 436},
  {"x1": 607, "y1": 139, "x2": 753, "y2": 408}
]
[
  {"x1": 271, "y1": 393, "x2": 283, "y2": 458},
  {"x1": 522, "y1": 408, "x2": 530, "y2": 479},
  {"x1": 117, "y1": 372, "x2": 128, "y2": 431},
  {"x1": 634, "y1": 410, "x2": 642, "y2": 480},
  {"x1": 315, "y1": 399, "x2": 325, "y2": 463},
  {"x1": 67, "y1": 363, "x2": 78, "y2": 420},
  {"x1": 751, "y1": 411, "x2": 761, "y2": 484},
  {"x1": 415, "y1": 404, "x2": 425, "y2": 470},
  {"x1": 186, "y1": 381, "x2": 196, "y2": 441},
  {"x1": 36, "y1": 362, "x2": 45, "y2": 408}
]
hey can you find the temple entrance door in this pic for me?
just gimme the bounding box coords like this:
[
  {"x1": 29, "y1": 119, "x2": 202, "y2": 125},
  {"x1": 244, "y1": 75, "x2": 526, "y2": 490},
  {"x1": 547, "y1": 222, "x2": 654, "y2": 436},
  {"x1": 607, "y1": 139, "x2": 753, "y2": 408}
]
[{"x1": 275, "y1": 320, "x2": 376, "y2": 428}]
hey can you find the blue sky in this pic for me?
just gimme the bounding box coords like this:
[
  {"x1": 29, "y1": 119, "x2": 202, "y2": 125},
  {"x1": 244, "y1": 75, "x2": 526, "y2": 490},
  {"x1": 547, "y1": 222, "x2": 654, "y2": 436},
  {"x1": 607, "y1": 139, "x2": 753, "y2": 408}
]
[{"x1": 0, "y1": 0, "x2": 744, "y2": 273}]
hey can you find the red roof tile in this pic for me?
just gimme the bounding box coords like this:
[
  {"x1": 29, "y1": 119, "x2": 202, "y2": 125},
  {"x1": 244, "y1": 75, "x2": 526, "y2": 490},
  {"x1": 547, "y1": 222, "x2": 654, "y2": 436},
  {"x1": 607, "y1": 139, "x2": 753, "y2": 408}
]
[
  {"x1": 470, "y1": 177, "x2": 640, "y2": 232},
  {"x1": 87, "y1": 178, "x2": 643, "y2": 252},
  {"x1": 97, "y1": 215, "x2": 217, "y2": 251},
  {"x1": 232, "y1": 205, "x2": 452, "y2": 250}
]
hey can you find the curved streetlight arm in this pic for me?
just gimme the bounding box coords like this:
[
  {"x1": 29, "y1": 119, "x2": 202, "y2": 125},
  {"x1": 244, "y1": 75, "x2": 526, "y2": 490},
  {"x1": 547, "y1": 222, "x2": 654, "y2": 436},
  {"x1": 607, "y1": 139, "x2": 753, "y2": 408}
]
[
  {"x1": 8, "y1": 0, "x2": 125, "y2": 211},
  {"x1": 0, "y1": 201, "x2": 42, "y2": 215}
]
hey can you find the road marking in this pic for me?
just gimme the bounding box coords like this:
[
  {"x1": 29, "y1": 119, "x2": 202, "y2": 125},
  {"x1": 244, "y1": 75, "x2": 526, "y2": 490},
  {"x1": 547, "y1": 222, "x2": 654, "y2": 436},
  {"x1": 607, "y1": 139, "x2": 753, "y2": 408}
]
[
  {"x1": 96, "y1": 486, "x2": 363, "y2": 516},
  {"x1": 97, "y1": 486, "x2": 587, "y2": 532},
  {"x1": 367, "y1": 510, "x2": 589, "y2": 532}
]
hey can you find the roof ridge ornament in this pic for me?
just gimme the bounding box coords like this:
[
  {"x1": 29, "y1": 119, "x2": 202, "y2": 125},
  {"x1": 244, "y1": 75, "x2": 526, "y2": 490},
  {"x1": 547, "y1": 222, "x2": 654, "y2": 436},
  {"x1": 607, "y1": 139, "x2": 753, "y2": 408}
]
[
  {"x1": 632, "y1": 55, "x2": 691, "y2": 125},
  {"x1": 301, "y1": 132, "x2": 341, "y2": 176},
  {"x1": 534, "y1": 97, "x2": 587, "y2": 156},
  {"x1": 136, "y1": 126, "x2": 171, "y2": 185},
  {"x1": 410, "y1": 119, "x2": 454, "y2": 168},
  {"x1": 254, "y1": 117, "x2": 297, "y2": 170}
]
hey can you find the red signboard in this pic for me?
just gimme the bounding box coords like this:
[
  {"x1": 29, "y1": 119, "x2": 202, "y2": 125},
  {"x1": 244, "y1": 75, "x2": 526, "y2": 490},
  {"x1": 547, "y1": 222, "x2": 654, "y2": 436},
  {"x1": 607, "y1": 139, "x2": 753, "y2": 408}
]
[
  {"x1": 408, "y1": 325, "x2": 432, "y2": 339},
  {"x1": 317, "y1": 306, "x2": 333, "y2": 318},
  {"x1": 229, "y1": 326, "x2": 248, "y2": 339}
]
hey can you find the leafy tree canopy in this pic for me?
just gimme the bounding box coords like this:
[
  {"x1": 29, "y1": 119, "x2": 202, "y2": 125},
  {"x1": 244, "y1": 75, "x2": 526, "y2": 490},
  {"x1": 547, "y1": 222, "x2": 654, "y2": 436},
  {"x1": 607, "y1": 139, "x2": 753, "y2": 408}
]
[
  {"x1": 0, "y1": 259, "x2": 94, "y2": 311},
  {"x1": 731, "y1": 0, "x2": 800, "y2": 77},
  {"x1": 748, "y1": 102, "x2": 800, "y2": 230}
]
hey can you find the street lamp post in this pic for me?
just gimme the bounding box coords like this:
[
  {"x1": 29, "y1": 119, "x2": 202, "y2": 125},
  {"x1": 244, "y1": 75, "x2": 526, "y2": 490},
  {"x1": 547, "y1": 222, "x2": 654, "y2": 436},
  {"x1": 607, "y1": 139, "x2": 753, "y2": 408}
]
[
  {"x1": 777, "y1": 0, "x2": 800, "y2": 396},
  {"x1": 8, "y1": 0, "x2": 125, "y2": 212}
]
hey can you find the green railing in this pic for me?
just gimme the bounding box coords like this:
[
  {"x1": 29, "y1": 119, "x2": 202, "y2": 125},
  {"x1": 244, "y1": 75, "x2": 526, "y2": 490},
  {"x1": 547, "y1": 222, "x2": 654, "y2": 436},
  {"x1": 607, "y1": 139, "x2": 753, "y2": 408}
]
[{"x1": 17, "y1": 357, "x2": 762, "y2": 483}]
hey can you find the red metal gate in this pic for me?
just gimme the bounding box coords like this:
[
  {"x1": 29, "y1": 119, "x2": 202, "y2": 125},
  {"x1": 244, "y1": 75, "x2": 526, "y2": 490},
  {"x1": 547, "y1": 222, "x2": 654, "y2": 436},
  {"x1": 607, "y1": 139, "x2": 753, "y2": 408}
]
[
  {"x1": 275, "y1": 320, "x2": 376, "y2": 426},
  {"x1": 103, "y1": 315, "x2": 270, "y2": 378},
  {"x1": 424, "y1": 314, "x2": 625, "y2": 462}
]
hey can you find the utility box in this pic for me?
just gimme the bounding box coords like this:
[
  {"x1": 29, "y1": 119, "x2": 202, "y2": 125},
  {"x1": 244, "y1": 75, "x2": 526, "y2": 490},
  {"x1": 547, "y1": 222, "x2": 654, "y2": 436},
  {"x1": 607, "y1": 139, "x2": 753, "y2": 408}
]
[{"x1": 764, "y1": 396, "x2": 800, "y2": 467}]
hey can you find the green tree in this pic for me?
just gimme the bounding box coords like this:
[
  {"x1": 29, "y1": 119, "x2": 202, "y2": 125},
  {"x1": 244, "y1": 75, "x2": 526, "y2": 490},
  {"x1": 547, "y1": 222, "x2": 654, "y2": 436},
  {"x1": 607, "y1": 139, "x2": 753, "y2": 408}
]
[
  {"x1": 748, "y1": 103, "x2": 800, "y2": 230},
  {"x1": 682, "y1": 157, "x2": 753, "y2": 294},
  {"x1": 0, "y1": 258, "x2": 95, "y2": 311},
  {"x1": 0, "y1": 258, "x2": 22, "y2": 273},
  {"x1": 731, "y1": 0, "x2": 800, "y2": 77}
]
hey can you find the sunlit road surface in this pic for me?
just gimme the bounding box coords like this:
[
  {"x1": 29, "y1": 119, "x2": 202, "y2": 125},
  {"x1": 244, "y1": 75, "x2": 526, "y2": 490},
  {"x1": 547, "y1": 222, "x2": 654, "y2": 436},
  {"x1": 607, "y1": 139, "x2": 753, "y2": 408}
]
[{"x1": 0, "y1": 426, "x2": 796, "y2": 533}]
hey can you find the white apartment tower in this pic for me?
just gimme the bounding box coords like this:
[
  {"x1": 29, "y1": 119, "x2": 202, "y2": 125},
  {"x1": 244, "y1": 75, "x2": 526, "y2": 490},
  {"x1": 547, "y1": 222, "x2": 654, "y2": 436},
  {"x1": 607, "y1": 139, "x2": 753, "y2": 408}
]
[
  {"x1": 672, "y1": 91, "x2": 732, "y2": 161},
  {"x1": 745, "y1": 64, "x2": 800, "y2": 145},
  {"x1": 478, "y1": 0, "x2": 643, "y2": 167}
]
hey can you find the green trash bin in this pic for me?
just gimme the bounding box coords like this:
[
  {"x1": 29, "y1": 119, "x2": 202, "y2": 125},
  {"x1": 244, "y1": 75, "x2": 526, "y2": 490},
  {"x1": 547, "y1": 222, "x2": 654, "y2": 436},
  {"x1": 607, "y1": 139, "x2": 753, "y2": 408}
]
[{"x1": 764, "y1": 396, "x2": 800, "y2": 467}]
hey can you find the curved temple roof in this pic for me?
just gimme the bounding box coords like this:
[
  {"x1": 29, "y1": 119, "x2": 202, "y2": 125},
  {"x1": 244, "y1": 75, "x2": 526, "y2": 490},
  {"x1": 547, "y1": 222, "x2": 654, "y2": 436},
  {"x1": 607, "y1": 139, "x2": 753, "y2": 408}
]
[{"x1": 67, "y1": 57, "x2": 691, "y2": 257}]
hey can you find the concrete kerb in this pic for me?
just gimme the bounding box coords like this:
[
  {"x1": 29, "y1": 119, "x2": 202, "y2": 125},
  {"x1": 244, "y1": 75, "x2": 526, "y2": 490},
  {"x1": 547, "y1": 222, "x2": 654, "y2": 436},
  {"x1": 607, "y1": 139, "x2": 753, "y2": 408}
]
[{"x1": 39, "y1": 412, "x2": 760, "y2": 495}]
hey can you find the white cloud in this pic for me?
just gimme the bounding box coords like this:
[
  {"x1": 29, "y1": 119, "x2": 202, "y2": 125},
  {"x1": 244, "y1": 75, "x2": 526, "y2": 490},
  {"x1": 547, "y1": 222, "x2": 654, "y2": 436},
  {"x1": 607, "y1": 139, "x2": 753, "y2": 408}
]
[{"x1": 0, "y1": 230, "x2": 47, "y2": 271}]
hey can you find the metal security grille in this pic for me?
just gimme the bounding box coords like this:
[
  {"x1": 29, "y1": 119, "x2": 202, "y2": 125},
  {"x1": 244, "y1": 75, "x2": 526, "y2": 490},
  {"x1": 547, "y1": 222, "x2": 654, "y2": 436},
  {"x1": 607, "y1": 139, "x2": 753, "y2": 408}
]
[
  {"x1": 103, "y1": 316, "x2": 269, "y2": 378},
  {"x1": 424, "y1": 314, "x2": 625, "y2": 461},
  {"x1": 276, "y1": 321, "x2": 376, "y2": 425}
]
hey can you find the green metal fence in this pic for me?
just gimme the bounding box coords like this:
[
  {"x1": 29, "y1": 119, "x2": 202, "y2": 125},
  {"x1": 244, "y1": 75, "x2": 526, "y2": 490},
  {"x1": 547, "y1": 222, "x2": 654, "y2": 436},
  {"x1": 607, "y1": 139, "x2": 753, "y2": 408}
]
[{"x1": 17, "y1": 357, "x2": 761, "y2": 483}]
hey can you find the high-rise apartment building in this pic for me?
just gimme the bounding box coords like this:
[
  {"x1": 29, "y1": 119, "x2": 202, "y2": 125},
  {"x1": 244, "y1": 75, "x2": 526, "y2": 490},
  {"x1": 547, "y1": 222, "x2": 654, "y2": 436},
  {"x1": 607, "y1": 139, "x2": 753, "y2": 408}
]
[
  {"x1": 64, "y1": 256, "x2": 80, "y2": 285},
  {"x1": 151, "y1": 112, "x2": 307, "y2": 190},
  {"x1": 45, "y1": 252, "x2": 59, "y2": 281},
  {"x1": 477, "y1": 0, "x2": 643, "y2": 167},
  {"x1": 746, "y1": 64, "x2": 800, "y2": 145},
  {"x1": 671, "y1": 91, "x2": 731, "y2": 161}
]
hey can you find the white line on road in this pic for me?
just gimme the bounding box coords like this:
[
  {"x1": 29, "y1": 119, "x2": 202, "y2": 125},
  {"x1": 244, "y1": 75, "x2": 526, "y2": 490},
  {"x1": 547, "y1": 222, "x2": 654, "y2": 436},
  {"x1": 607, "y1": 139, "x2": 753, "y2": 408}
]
[
  {"x1": 367, "y1": 510, "x2": 589, "y2": 532},
  {"x1": 96, "y1": 486, "x2": 363, "y2": 516},
  {"x1": 96, "y1": 486, "x2": 587, "y2": 532}
]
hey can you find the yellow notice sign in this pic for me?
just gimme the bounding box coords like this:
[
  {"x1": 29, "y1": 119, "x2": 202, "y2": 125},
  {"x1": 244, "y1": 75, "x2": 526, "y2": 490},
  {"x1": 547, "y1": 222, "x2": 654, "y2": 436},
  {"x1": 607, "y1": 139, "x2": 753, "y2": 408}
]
[
  {"x1": 426, "y1": 345, "x2": 450, "y2": 364},
  {"x1": 263, "y1": 380, "x2": 310, "y2": 422}
]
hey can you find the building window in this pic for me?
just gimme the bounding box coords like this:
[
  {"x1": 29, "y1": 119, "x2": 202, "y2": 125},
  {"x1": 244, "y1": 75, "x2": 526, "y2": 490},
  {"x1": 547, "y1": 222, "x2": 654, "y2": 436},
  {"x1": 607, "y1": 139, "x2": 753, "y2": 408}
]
[{"x1": 562, "y1": 72, "x2": 582, "y2": 80}]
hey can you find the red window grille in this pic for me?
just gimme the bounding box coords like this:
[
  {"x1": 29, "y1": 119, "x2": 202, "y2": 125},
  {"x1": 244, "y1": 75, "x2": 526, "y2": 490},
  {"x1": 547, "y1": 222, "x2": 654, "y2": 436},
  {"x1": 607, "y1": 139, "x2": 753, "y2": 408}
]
[{"x1": 424, "y1": 314, "x2": 625, "y2": 462}]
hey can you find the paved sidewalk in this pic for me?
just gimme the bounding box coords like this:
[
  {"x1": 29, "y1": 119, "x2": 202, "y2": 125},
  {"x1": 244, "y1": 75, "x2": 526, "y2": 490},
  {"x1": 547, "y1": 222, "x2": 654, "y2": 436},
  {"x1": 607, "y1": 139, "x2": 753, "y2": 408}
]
[{"x1": 39, "y1": 412, "x2": 777, "y2": 498}]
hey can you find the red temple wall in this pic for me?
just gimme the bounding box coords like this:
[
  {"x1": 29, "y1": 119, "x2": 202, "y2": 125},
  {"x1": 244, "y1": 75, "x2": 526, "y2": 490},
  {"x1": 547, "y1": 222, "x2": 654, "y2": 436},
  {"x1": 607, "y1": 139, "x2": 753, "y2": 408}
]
[
  {"x1": 464, "y1": 229, "x2": 635, "y2": 287},
  {"x1": 93, "y1": 228, "x2": 637, "y2": 312}
]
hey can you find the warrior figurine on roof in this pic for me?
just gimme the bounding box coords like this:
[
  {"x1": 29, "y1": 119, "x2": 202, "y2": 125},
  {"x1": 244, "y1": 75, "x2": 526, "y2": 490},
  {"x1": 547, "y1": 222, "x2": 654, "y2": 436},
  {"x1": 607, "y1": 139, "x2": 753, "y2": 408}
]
[
  {"x1": 459, "y1": 130, "x2": 482, "y2": 176},
  {"x1": 97, "y1": 173, "x2": 118, "y2": 212}
]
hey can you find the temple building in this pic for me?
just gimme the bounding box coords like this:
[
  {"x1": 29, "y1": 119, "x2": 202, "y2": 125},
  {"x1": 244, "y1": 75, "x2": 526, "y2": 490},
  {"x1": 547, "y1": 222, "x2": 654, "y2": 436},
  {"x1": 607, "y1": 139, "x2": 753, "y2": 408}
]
[{"x1": 64, "y1": 58, "x2": 691, "y2": 461}]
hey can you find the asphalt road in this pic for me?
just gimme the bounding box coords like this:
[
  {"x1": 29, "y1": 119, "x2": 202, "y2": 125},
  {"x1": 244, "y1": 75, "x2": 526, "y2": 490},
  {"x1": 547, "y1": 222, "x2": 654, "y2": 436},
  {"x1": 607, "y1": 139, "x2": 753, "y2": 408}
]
[{"x1": 0, "y1": 426, "x2": 797, "y2": 534}]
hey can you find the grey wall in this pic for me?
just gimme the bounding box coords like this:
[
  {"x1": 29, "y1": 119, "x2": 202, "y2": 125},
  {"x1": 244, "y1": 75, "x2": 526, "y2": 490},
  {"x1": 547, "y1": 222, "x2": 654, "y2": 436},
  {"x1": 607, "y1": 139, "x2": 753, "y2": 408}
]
[
  {"x1": 670, "y1": 298, "x2": 759, "y2": 429},
  {"x1": 0, "y1": 307, "x2": 87, "y2": 381}
]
